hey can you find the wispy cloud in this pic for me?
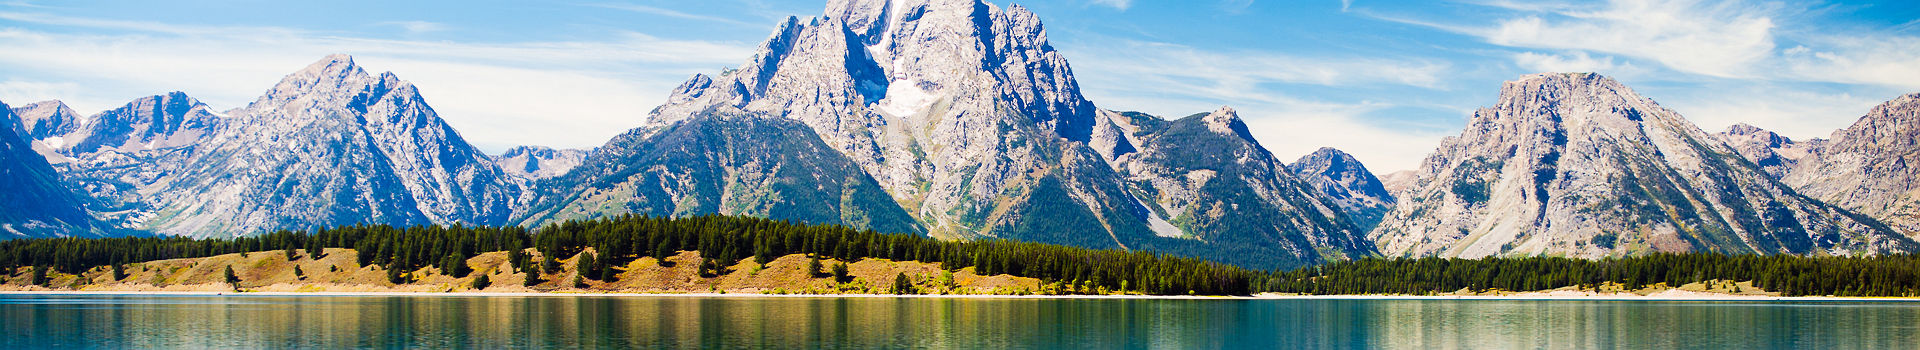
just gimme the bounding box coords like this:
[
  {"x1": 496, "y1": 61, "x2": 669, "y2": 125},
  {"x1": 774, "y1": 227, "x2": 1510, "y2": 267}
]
[
  {"x1": 0, "y1": 12, "x2": 755, "y2": 151},
  {"x1": 1088, "y1": 0, "x2": 1131, "y2": 10},
  {"x1": 1366, "y1": 0, "x2": 1779, "y2": 78},
  {"x1": 1512, "y1": 51, "x2": 1635, "y2": 75},
  {"x1": 0, "y1": 80, "x2": 80, "y2": 106},
  {"x1": 587, "y1": 3, "x2": 756, "y2": 26},
  {"x1": 376, "y1": 21, "x2": 447, "y2": 35}
]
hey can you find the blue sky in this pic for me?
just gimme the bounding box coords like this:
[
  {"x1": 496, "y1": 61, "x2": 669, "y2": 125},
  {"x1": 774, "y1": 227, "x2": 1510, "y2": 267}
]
[{"x1": 1, "y1": 0, "x2": 1916, "y2": 171}]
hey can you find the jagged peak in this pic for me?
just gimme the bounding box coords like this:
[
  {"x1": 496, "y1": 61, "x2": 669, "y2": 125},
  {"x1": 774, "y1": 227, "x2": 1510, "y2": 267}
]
[
  {"x1": 1300, "y1": 147, "x2": 1356, "y2": 162},
  {"x1": 1869, "y1": 92, "x2": 1920, "y2": 114},
  {"x1": 263, "y1": 54, "x2": 371, "y2": 97},
  {"x1": 126, "y1": 91, "x2": 203, "y2": 107},
  {"x1": 294, "y1": 54, "x2": 363, "y2": 80},
  {"x1": 1724, "y1": 123, "x2": 1767, "y2": 135},
  {"x1": 1195, "y1": 106, "x2": 1258, "y2": 144},
  {"x1": 15, "y1": 100, "x2": 75, "y2": 114},
  {"x1": 1501, "y1": 72, "x2": 1630, "y2": 95},
  {"x1": 9, "y1": 99, "x2": 85, "y2": 139}
]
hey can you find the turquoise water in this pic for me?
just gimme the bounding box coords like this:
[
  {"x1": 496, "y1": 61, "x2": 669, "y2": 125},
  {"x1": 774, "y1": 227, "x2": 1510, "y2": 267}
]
[{"x1": 2, "y1": 295, "x2": 1917, "y2": 349}]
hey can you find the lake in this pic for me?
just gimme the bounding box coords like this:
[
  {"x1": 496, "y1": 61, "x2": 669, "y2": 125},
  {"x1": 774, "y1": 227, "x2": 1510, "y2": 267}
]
[{"x1": 2, "y1": 294, "x2": 1916, "y2": 349}]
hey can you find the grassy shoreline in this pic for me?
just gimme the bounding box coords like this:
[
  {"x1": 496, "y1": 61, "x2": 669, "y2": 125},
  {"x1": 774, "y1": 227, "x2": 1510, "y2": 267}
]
[{"x1": 4, "y1": 290, "x2": 1916, "y2": 302}]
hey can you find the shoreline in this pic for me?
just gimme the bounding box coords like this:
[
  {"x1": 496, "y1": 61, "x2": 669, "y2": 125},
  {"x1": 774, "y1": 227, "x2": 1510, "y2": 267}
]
[
  {"x1": 0, "y1": 290, "x2": 1229, "y2": 300},
  {"x1": 5, "y1": 290, "x2": 1919, "y2": 302}
]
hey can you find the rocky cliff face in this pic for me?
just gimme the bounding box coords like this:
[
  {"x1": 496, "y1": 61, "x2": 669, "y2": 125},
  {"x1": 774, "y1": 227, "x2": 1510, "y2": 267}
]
[
  {"x1": 1783, "y1": 93, "x2": 1920, "y2": 235},
  {"x1": 1090, "y1": 108, "x2": 1374, "y2": 267},
  {"x1": 1714, "y1": 123, "x2": 1821, "y2": 179},
  {"x1": 141, "y1": 55, "x2": 519, "y2": 237},
  {"x1": 0, "y1": 100, "x2": 106, "y2": 238},
  {"x1": 8, "y1": 100, "x2": 85, "y2": 162},
  {"x1": 493, "y1": 146, "x2": 587, "y2": 181},
  {"x1": 61, "y1": 92, "x2": 224, "y2": 156},
  {"x1": 515, "y1": 113, "x2": 925, "y2": 235},
  {"x1": 1291, "y1": 147, "x2": 1397, "y2": 231},
  {"x1": 1370, "y1": 73, "x2": 1913, "y2": 258}
]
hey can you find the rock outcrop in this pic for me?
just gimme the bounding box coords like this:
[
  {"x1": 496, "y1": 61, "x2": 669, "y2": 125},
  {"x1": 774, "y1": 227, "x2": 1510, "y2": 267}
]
[
  {"x1": 1713, "y1": 123, "x2": 1821, "y2": 179},
  {"x1": 1783, "y1": 93, "x2": 1920, "y2": 235}
]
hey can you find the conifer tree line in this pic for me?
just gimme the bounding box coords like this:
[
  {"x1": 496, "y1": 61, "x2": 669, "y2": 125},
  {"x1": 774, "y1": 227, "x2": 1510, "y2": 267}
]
[
  {"x1": 0, "y1": 214, "x2": 1254, "y2": 295},
  {"x1": 1261, "y1": 254, "x2": 1920, "y2": 297},
  {"x1": 10, "y1": 214, "x2": 1920, "y2": 296}
]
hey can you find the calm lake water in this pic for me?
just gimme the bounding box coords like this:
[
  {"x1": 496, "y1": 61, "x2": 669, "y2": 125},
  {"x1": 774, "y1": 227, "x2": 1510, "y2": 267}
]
[{"x1": 2, "y1": 294, "x2": 1917, "y2": 349}]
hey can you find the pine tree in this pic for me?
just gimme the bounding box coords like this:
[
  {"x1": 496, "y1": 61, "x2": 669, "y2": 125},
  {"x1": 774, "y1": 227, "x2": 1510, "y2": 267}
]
[
  {"x1": 577, "y1": 252, "x2": 597, "y2": 280},
  {"x1": 31, "y1": 266, "x2": 49, "y2": 286},
  {"x1": 571, "y1": 274, "x2": 586, "y2": 288},
  {"x1": 600, "y1": 264, "x2": 619, "y2": 283},
  {"x1": 832, "y1": 262, "x2": 850, "y2": 283},
  {"x1": 891, "y1": 273, "x2": 915, "y2": 294},
  {"x1": 754, "y1": 243, "x2": 774, "y2": 265},
  {"x1": 654, "y1": 240, "x2": 674, "y2": 266},
  {"x1": 306, "y1": 235, "x2": 325, "y2": 259},
  {"x1": 471, "y1": 274, "x2": 491, "y2": 290},
  {"x1": 293, "y1": 265, "x2": 305, "y2": 279},
  {"x1": 111, "y1": 263, "x2": 127, "y2": 281},
  {"x1": 808, "y1": 257, "x2": 824, "y2": 278},
  {"x1": 284, "y1": 244, "x2": 298, "y2": 261},
  {"x1": 387, "y1": 265, "x2": 406, "y2": 284},
  {"x1": 523, "y1": 267, "x2": 542, "y2": 287},
  {"x1": 223, "y1": 266, "x2": 240, "y2": 286},
  {"x1": 507, "y1": 249, "x2": 527, "y2": 272}
]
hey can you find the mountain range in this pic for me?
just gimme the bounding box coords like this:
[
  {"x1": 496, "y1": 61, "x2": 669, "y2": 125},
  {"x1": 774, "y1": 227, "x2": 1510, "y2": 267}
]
[{"x1": 2, "y1": 0, "x2": 1917, "y2": 270}]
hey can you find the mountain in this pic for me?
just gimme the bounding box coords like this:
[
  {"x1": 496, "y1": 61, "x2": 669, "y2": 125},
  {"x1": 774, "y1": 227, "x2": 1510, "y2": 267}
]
[
  {"x1": 1370, "y1": 73, "x2": 1914, "y2": 258},
  {"x1": 140, "y1": 55, "x2": 519, "y2": 237},
  {"x1": 514, "y1": 113, "x2": 924, "y2": 235},
  {"x1": 1291, "y1": 147, "x2": 1396, "y2": 231},
  {"x1": 0, "y1": 100, "x2": 107, "y2": 238},
  {"x1": 493, "y1": 146, "x2": 587, "y2": 181},
  {"x1": 1713, "y1": 123, "x2": 1822, "y2": 179},
  {"x1": 1782, "y1": 93, "x2": 1920, "y2": 234},
  {"x1": 60, "y1": 92, "x2": 224, "y2": 156},
  {"x1": 1090, "y1": 109, "x2": 1374, "y2": 266},
  {"x1": 26, "y1": 93, "x2": 227, "y2": 226},
  {"x1": 519, "y1": 0, "x2": 1369, "y2": 269},
  {"x1": 8, "y1": 100, "x2": 84, "y2": 162}
]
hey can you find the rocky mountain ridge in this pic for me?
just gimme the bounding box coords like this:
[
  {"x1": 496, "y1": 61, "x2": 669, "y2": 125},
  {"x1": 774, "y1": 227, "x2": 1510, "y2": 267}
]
[
  {"x1": 1777, "y1": 93, "x2": 1920, "y2": 235},
  {"x1": 1370, "y1": 73, "x2": 1912, "y2": 258}
]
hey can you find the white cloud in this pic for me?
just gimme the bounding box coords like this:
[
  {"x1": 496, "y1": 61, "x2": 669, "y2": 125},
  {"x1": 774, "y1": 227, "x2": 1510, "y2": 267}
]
[
  {"x1": 1066, "y1": 39, "x2": 1456, "y2": 171},
  {"x1": 1089, "y1": 0, "x2": 1131, "y2": 10},
  {"x1": 1656, "y1": 84, "x2": 1890, "y2": 142},
  {"x1": 376, "y1": 21, "x2": 447, "y2": 35},
  {"x1": 1243, "y1": 113, "x2": 1452, "y2": 173},
  {"x1": 1481, "y1": 0, "x2": 1777, "y2": 78},
  {"x1": 1781, "y1": 36, "x2": 1920, "y2": 90},
  {"x1": 0, "y1": 12, "x2": 755, "y2": 152},
  {"x1": 0, "y1": 80, "x2": 81, "y2": 107},
  {"x1": 1513, "y1": 51, "x2": 1630, "y2": 74}
]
